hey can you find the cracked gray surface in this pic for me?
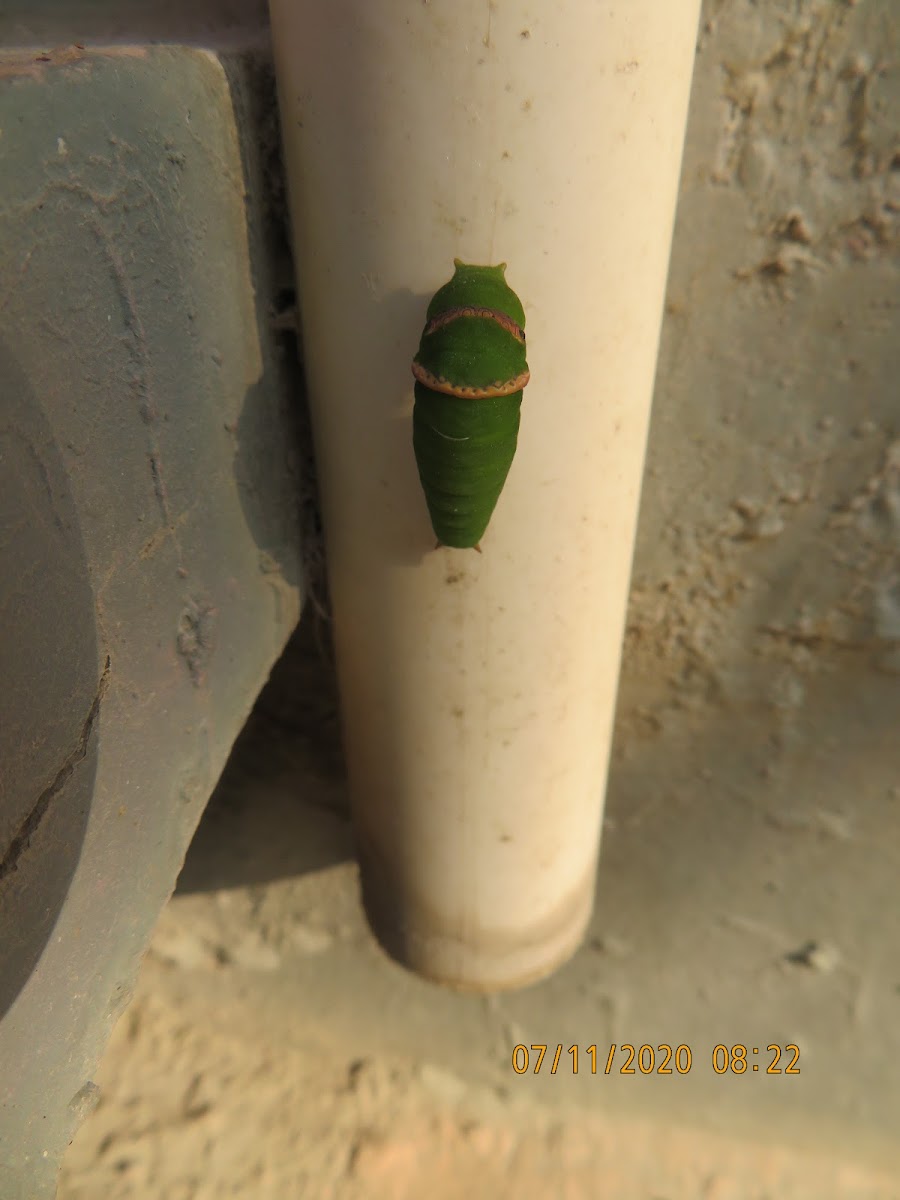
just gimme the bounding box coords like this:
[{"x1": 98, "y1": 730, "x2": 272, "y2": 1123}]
[
  {"x1": 0, "y1": 657, "x2": 109, "y2": 887},
  {"x1": 0, "y1": 45, "x2": 302, "y2": 1198}
]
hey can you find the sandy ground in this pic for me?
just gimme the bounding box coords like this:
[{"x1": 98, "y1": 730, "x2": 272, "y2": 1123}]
[
  {"x1": 54, "y1": 946, "x2": 900, "y2": 1200},
  {"x1": 57, "y1": 622, "x2": 900, "y2": 1199}
]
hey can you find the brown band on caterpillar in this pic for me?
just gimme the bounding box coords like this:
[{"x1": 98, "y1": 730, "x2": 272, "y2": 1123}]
[
  {"x1": 423, "y1": 306, "x2": 526, "y2": 344},
  {"x1": 411, "y1": 361, "x2": 530, "y2": 399}
]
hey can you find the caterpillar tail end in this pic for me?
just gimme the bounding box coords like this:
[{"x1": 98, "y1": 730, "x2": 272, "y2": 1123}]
[{"x1": 432, "y1": 539, "x2": 483, "y2": 553}]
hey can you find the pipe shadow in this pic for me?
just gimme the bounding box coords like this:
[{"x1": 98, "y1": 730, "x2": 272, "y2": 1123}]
[{"x1": 174, "y1": 610, "x2": 352, "y2": 894}]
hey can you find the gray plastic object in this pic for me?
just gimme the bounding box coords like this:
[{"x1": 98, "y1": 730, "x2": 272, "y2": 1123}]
[{"x1": 0, "y1": 46, "x2": 302, "y2": 1196}]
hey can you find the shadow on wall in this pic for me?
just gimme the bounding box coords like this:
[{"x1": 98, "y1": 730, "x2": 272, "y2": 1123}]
[{"x1": 174, "y1": 611, "x2": 353, "y2": 895}]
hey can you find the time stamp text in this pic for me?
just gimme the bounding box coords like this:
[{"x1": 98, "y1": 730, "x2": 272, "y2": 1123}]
[{"x1": 511, "y1": 1044, "x2": 800, "y2": 1075}]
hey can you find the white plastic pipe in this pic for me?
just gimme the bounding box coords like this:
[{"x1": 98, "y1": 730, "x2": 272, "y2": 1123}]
[{"x1": 269, "y1": 0, "x2": 701, "y2": 990}]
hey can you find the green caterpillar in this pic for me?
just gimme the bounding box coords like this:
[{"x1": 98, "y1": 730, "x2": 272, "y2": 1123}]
[{"x1": 411, "y1": 260, "x2": 530, "y2": 550}]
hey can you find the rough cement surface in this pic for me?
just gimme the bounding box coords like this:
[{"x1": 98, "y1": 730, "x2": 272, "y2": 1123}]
[{"x1": 51, "y1": 0, "x2": 900, "y2": 1194}]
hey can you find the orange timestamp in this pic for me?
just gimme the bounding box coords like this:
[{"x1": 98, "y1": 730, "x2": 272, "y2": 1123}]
[{"x1": 511, "y1": 1043, "x2": 800, "y2": 1075}]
